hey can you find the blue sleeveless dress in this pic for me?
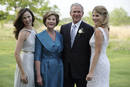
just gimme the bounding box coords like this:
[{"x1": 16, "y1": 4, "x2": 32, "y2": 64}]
[{"x1": 34, "y1": 30, "x2": 63, "y2": 87}]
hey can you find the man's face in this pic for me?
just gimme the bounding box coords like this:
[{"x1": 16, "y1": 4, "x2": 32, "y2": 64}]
[{"x1": 70, "y1": 5, "x2": 84, "y2": 24}]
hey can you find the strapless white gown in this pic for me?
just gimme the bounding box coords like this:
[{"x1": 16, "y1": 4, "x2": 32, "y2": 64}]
[{"x1": 87, "y1": 27, "x2": 110, "y2": 87}]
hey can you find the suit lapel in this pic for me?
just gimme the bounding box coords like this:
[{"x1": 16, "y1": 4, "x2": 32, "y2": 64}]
[
  {"x1": 36, "y1": 31, "x2": 54, "y2": 52},
  {"x1": 72, "y1": 21, "x2": 84, "y2": 48},
  {"x1": 77, "y1": 21, "x2": 84, "y2": 33},
  {"x1": 66, "y1": 23, "x2": 72, "y2": 49}
]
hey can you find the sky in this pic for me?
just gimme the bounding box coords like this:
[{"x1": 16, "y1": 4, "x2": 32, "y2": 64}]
[{"x1": 48, "y1": 0, "x2": 130, "y2": 18}]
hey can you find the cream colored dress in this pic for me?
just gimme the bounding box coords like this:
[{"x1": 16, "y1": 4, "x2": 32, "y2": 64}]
[
  {"x1": 87, "y1": 27, "x2": 110, "y2": 87},
  {"x1": 14, "y1": 29, "x2": 36, "y2": 87}
]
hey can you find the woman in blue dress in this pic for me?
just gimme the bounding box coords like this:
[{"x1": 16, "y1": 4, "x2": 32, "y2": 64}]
[{"x1": 34, "y1": 11, "x2": 63, "y2": 87}]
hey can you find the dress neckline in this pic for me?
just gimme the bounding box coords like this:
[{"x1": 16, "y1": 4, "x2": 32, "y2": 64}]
[{"x1": 45, "y1": 30, "x2": 57, "y2": 42}]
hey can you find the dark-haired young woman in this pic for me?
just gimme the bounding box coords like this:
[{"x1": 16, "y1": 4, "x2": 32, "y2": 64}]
[{"x1": 13, "y1": 8, "x2": 36, "y2": 87}]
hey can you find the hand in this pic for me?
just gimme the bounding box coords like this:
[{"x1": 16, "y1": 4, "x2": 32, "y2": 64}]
[
  {"x1": 20, "y1": 74, "x2": 28, "y2": 84},
  {"x1": 86, "y1": 73, "x2": 93, "y2": 81},
  {"x1": 37, "y1": 75, "x2": 43, "y2": 86}
]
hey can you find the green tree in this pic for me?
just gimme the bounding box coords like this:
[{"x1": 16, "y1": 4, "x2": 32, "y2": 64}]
[
  {"x1": 0, "y1": 11, "x2": 9, "y2": 20},
  {"x1": 0, "y1": 11, "x2": 9, "y2": 28},
  {"x1": 0, "y1": 0, "x2": 59, "y2": 21},
  {"x1": 59, "y1": 17, "x2": 72, "y2": 25},
  {"x1": 83, "y1": 11, "x2": 94, "y2": 25},
  {"x1": 110, "y1": 8, "x2": 129, "y2": 25}
]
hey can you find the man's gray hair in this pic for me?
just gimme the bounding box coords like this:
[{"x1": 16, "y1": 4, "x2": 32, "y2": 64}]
[{"x1": 70, "y1": 3, "x2": 84, "y2": 12}]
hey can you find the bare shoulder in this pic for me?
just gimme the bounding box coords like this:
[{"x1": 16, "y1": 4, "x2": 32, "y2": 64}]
[
  {"x1": 95, "y1": 28, "x2": 103, "y2": 38},
  {"x1": 18, "y1": 29, "x2": 30, "y2": 40},
  {"x1": 94, "y1": 28, "x2": 104, "y2": 44},
  {"x1": 19, "y1": 30, "x2": 28, "y2": 36}
]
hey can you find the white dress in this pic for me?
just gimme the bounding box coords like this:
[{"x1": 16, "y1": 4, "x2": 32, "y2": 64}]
[
  {"x1": 87, "y1": 27, "x2": 110, "y2": 87},
  {"x1": 14, "y1": 29, "x2": 36, "y2": 87}
]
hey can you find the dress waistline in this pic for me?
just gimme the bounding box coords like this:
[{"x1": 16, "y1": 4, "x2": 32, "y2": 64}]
[{"x1": 22, "y1": 51, "x2": 34, "y2": 54}]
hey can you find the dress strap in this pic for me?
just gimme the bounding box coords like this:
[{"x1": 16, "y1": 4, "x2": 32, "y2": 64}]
[
  {"x1": 21, "y1": 28, "x2": 32, "y2": 33},
  {"x1": 21, "y1": 28, "x2": 36, "y2": 39},
  {"x1": 97, "y1": 27, "x2": 108, "y2": 41},
  {"x1": 21, "y1": 28, "x2": 36, "y2": 35}
]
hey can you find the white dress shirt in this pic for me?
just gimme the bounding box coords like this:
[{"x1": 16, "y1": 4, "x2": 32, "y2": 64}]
[{"x1": 70, "y1": 20, "x2": 82, "y2": 47}]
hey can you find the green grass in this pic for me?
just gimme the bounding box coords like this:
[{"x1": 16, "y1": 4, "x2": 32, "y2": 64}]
[
  {"x1": 0, "y1": 26, "x2": 130, "y2": 87},
  {"x1": 0, "y1": 40, "x2": 16, "y2": 87},
  {"x1": 107, "y1": 40, "x2": 130, "y2": 87},
  {"x1": 1, "y1": 39, "x2": 130, "y2": 87}
]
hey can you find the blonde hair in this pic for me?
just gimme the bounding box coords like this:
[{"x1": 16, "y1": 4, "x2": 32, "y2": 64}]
[{"x1": 92, "y1": 5, "x2": 109, "y2": 29}]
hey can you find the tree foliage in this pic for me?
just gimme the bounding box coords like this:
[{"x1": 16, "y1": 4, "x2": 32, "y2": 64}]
[
  {"x1": 84, "y1": 11, "x2": 94, "y2": 25},
  {"x1": 0, "y1": 11, "x2": 9, "y2": 20},
  {"x1": 84, "y1": 8, "x2": 130, "y2": 26},
  {"x1": 110, "y1": 8, "x2": 130, "y2": 25},
  {"x1": 0, "y1": 1, "x2": 130, "y2": 26},
  {"x1": 0, "y1": 0, "x2": 59, "y2": 21}
]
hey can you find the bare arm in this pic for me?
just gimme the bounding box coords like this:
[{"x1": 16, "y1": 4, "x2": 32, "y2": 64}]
[
  {"x1": 86, "y1": 29, "x2": 104, "y2": 81},
  {"x1": 14, "y1": 30, "x2": 29, "y2": 83}
]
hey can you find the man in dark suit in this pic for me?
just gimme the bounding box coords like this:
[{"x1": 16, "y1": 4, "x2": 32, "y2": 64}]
[{"x1": 60, "y1": 3, "x2": 94, "y2": 87}]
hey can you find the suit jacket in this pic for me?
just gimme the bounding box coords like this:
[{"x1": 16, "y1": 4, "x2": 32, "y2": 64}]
[{"x1": 60, "y1": 21, "x2": 94, "y2": 79}]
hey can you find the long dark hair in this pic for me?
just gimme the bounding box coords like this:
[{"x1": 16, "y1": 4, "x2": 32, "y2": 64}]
[{"x1": 13, "y1": 8, "x2": 35, "y2": 40}]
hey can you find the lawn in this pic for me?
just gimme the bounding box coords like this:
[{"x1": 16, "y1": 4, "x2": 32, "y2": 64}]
[
  {"x1": 0, "y1": 40, "x2": 16, "y2": 87},
  {"x1": 108, "y1": 40, "x2": 130, "y2": 87}
]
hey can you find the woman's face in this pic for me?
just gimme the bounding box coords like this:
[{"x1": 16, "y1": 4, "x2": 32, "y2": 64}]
[
  {"x1": 45, "y1": 15, "x2": 56, "y2": 29},
  {"x1": 92, "y1": 10, "x2": 104, "y2": 27},
  {"x1": 22, "y1": 11, "x2": 33, "y2": 27}
]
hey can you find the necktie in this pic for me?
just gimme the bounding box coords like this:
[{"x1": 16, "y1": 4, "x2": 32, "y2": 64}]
[{"x1": 70, "y1": 25, "x2": 76, "y2": 47}]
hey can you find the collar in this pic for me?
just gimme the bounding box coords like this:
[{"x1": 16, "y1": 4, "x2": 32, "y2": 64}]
[{"x1": 72, "y1": 20, "x2": 82, "y2": 28}]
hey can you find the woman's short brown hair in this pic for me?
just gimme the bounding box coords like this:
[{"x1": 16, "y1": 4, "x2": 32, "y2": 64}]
[{"x1": 43, "y1": 11, "x2": 59, "y2": 27}]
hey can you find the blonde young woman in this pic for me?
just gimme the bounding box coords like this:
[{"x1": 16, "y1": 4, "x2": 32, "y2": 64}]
[{"x1": 86, "y1": 6, "x2": 110, "y2": 87}]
